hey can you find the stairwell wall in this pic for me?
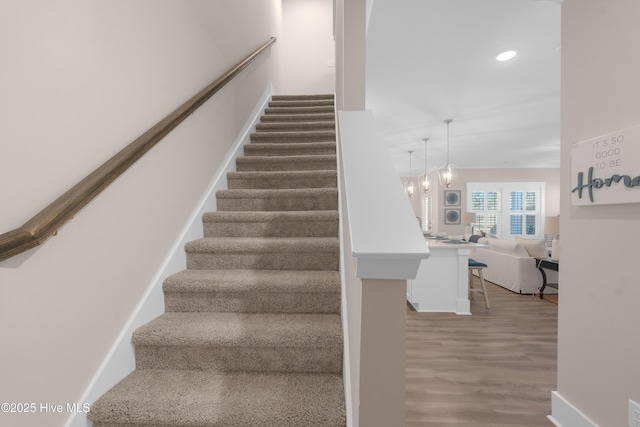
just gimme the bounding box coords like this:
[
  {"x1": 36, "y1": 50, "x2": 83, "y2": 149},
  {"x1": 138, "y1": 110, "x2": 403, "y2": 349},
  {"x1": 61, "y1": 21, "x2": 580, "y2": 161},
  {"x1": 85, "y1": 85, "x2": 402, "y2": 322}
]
[
  {"x1": 0, "y1": 2, "x2": 281, "y2": 427},
  {"x1": 276, "y1": 0, "x2": 336, "y2": 95},
  {"x1": 552, "y1": 2, "x2": 640, "y2": 426}
]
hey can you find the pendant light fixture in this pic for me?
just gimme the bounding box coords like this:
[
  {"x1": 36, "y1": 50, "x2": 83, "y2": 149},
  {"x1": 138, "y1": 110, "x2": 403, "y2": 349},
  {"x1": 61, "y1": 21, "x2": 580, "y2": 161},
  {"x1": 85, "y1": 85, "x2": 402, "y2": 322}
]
[
  {"x1": 438, "y1": 119, "x2": 456, "y2": 188},
  {"x1": 418, "y1": 138, "x2": 431, "y2": 193},
  {"x1": 404, "y1": 150, "x2": 415, "y2": 197}
]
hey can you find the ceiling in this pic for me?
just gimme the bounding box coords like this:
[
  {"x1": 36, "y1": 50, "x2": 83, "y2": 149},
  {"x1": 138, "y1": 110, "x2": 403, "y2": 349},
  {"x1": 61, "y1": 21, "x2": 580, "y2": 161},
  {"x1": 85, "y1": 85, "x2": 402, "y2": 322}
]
[{"x1": 365, "y1": 0, "x2": 561, "y2": 177}]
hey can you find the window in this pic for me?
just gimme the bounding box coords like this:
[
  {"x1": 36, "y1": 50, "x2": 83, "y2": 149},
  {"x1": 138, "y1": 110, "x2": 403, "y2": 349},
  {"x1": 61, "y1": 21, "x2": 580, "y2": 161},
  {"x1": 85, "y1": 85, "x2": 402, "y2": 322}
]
[
  {"x1": 422, "y1": 192, "x2": 431, "y2": 231},
  {"x1": 469, "y1": 190, "x2": 502, "y2": 236},
  {"x1": 467, "y1": 182, "x2": 546, "y2": 239},
  {"x1": 509, "y1": 190, "x2": 541, "y2": 236}
]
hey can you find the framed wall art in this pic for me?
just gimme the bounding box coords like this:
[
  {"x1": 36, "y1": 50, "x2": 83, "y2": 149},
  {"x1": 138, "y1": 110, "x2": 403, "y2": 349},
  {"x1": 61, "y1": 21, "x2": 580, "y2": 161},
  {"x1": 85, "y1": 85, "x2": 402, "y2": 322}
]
[
  {"x1": 444, "y1": 190, "x2": 461, "y2": 206},
  {"x1": 444, "y1": 208, "x2": 461, "y2": 225}
]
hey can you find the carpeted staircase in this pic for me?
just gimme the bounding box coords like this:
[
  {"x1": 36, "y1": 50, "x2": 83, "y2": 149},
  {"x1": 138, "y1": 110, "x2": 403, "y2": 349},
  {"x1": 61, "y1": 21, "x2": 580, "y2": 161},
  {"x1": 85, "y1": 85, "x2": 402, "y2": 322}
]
[{"x1": 89, "y1": 94, "x2": 346, "y2": 426}]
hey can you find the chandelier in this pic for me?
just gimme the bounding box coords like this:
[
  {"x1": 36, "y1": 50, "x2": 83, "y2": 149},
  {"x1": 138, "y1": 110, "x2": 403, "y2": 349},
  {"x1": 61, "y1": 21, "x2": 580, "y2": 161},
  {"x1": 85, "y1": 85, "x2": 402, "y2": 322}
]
[
  {"x1": 438, "y1": 119, "x2": 456, "y2": 188},
  {"x1": 404, "y1": 150, "x2": 415, "y2": 197},
  {"x1": 418, "y1": 138, "x2": 431, "y2": 193}
]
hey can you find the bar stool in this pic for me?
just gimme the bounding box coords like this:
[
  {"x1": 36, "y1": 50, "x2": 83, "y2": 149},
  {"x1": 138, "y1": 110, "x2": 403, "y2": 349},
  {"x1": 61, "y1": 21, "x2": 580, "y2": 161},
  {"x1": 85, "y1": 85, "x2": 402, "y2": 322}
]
[{"x1": 468, "y1": 259, "x2": 490, "y2": 308}]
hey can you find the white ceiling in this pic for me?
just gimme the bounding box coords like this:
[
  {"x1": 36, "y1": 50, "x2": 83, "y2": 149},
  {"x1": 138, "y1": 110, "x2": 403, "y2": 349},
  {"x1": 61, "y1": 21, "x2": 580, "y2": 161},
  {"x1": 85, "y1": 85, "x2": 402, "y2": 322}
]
[{"x1": 365, "y1": 0, "x2": 561, "y2": 177}]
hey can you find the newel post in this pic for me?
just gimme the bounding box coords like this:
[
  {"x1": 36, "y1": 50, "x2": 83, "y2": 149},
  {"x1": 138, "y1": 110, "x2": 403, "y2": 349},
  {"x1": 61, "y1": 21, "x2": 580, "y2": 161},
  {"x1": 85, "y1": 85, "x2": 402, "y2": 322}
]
[{"x1": 338, "y1": 110, "x2": 429, "y2": 426}]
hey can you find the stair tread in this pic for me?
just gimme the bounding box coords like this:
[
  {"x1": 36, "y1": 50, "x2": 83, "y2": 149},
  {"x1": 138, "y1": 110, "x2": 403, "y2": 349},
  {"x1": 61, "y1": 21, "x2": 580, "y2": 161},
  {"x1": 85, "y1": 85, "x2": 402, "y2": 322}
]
[
  {"x1": 185, "y1": 236, "x2": 339, "y2": 253},
  {"x1": 133, "y1": 312, "x2": 342, "y2": 347},
  {"x1": 203, "y1": 210, "x2": 338, "y2": 222},
  {"x1": 226, "y1": 173, "x2": 336, "y2": 189},
  {"x1": 251, "y1": 130, "x2": 335, "y2": 137},
  {"x1": 271, "y1": 93, "x2": 334, "y2": 101},
  {"x1": 272, "y1": 94, "x2": 334, "y2": 100},
  {"x1": 89, "y1": 370, "x2": 345, "y2": 426},
  {"x1": 227, "y1": 170, "x2": 337, "y2": 178},
  {"x1": 243, "y1": 143, "x2": 337, "y2": 158},
  {"x1": 264, "y1": 107, "x2": 335, "y2": 115},
  {"x1": 216, "y1": 188, "x2": 337, "y2": 198},
  {"x1": 236, "y1": 154, "x2": 337, "y2": 162},
  {"x1": 245, "y1": 141, "x2": 336, "y2": 148},
  {"x1": 259, "y1": 112, "x2": 335, "y2": 122},
  {"x1": 164, "y1": 269, "x2": 340, "y2": 293},
  {"x1": 256, "y1": 120, "x2": 335, "y2": 129},
  {"x1": 235, "y1": 156, "x2": 337, "y2": 172},
  {"x1": 268, "y1": 100, "x2": 334, "y2": 107}
]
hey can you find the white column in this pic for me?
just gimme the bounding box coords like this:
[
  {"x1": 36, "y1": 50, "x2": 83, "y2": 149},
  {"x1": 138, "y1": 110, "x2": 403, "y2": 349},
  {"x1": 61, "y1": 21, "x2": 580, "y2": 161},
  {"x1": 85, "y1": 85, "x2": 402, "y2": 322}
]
[
  {"x1": 359, "y1": 279, "x2": 407, "y2": 426},
  {"x1": 334, "y1": 0, "x2": 366, "y2": 111}
]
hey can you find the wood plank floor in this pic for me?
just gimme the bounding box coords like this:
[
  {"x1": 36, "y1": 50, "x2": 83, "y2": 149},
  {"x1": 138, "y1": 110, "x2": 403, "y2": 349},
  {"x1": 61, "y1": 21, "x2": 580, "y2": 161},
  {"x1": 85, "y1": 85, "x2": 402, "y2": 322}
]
[{"x1": 406, "y1": 281, "x2": 557, "y2": 426}]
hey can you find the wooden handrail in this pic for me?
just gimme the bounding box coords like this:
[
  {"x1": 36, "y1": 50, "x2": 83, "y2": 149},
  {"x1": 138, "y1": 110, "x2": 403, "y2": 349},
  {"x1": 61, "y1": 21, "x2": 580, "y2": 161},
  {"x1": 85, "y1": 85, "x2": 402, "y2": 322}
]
[{"x1": 0, "y1": 37, "x2": 276, "y2": 262}]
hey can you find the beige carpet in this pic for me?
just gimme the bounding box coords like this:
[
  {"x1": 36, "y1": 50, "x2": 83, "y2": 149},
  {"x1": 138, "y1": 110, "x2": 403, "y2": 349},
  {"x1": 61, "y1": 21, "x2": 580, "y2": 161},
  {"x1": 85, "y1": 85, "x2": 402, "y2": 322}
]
[{"x1": 89, "y1": 94, "x2": 346, "y2": 426}]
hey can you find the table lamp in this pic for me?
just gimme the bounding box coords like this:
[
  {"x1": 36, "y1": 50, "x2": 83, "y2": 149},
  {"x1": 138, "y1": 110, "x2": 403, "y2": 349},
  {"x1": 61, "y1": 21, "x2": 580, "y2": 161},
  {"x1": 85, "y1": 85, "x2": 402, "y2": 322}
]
[{"x1": 462, "y1": 212, "x2": 476, "y2": 236}]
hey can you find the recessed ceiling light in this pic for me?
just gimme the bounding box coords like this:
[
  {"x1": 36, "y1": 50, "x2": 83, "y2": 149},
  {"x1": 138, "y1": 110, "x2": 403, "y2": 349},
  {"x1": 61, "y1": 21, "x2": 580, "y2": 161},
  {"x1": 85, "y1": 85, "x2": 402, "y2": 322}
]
[{"x1": 495, "y1": 50, "x2": 517, "y2": 61}]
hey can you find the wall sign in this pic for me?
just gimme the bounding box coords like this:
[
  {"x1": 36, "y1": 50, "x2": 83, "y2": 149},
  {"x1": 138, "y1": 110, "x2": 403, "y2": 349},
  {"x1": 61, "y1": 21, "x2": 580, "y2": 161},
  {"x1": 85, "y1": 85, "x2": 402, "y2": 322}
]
[{"x1": 571, "y1": 124, "x2": 640, "y2": 205}]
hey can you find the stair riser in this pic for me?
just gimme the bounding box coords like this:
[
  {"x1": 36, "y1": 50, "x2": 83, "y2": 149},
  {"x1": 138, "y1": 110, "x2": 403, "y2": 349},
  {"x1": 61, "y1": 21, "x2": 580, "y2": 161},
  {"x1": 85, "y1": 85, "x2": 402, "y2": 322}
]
[
  {"x1": 272, "y1": 94, "x2": 334, "y2": 101},
  {"x1": 260, "y1": 113, "x2": 335, "y2": 122},
  {"x1": 204, "y1": 219, "x2": 338, "y2": 237},
  {"x1": 255, "y1": 122, "x2": 335, "y2": 132},
  {"x1": 89, "y1": 370, "x2": 346, "y2": 427},
  {"x1": 216, "y1": 195, "x2": 338, "y2": 211},
  {"x1": 250, "y1": 132, "x2": 336, "y2": 143},
  {"x1": 244, "y1": 143, "x2": 336, "y2": 157},
  {"x1": 135, "y1": 346, "x2": 342, "y2": 373},
  {"x1": 268, "y1": 100, "x2": 334, "y2": 108},
  {"x1": 265, "y1": 106, "x2": 335, "y2": 115},
  {"x1": 227, "y1": 175, "x2": 337, "y2": 190},
  {"x1": 186, "y1": 251, "x2": 339, "y2": 271},
  {"x1": 236, "y1": 159, "x2": 337, "y2": 172},
  {"x1": 164, "y1": 291, "x2": 341, "y2": 313}
]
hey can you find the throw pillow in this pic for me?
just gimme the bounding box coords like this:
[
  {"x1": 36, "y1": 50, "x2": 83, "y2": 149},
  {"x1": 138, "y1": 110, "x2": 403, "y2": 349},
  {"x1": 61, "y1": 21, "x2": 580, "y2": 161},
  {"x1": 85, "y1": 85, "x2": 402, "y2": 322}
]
[
  {"x1": 514, "y1": 237, "x2": 548, "y2": 258},
  {"x1": 468, "y1": 235, "x2": 481, "y2": 243}
]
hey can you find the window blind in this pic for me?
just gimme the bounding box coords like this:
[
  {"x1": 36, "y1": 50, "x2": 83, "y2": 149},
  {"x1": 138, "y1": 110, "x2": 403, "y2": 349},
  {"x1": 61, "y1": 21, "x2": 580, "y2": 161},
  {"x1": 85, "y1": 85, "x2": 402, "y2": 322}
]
[{"x1": 467, "y1": 182, "x2": 546, "y2": 239}]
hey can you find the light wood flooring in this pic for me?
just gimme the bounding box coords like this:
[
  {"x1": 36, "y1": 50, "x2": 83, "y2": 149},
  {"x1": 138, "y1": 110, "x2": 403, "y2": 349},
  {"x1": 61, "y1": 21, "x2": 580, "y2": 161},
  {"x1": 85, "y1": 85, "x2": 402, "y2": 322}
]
[{"x1": 406, "y1": 281, "x2": 557, "y2": 426}]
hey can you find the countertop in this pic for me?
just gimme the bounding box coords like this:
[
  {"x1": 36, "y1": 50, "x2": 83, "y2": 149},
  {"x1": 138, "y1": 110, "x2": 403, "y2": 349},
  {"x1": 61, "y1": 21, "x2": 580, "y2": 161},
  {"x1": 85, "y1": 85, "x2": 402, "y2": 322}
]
[{"x1": 424, "y1": 237, "x2": 485, "y2": 249}]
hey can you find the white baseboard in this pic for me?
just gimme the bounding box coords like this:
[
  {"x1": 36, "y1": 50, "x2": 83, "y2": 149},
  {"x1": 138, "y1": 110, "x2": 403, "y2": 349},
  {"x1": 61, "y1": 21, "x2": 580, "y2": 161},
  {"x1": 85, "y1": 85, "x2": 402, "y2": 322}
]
[
  {"x1": 456, "y1": 298, "x2": 471, "y2": 315},
  {"x1": 336, "y1": 127, "x2": 354, "y2": 427},
  {"x1": 66, "y1": 85, "x2": 273, "y2": 427},
  {"x1": 548, "y1": 391, "x2": 600, "y2": 427},
  {"x1": 340, "y1": 268, "x2": 354, "y2": 427},
  {"x1": 335, "y1": 101, "x2": 356, "y2": 427}
]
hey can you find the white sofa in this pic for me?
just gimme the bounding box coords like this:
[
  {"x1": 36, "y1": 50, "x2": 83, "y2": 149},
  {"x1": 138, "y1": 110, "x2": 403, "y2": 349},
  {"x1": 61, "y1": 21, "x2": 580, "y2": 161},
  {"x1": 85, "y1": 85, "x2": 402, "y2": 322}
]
[{"x1": 467, "y1": 236, "x2": 558, "y2": 294}]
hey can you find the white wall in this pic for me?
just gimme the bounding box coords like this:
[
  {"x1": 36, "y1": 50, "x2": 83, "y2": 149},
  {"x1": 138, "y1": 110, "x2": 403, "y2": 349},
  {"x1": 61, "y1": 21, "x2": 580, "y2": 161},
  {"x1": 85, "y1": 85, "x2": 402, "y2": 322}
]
[
  {"x1": 0, "y1": 2, "x2": 280, "y2": 426},
  {"x1": 554, "y1": 1, "x2": 640, "y2": 426},
  {"x1": 334, "y1": 1, "x2": 368, "y2": 425},
  {"x1": 276, "y1": 0, "x2": 336, "y2": 95},
  {"x1": 402, "y1": 168, "x2": 561, "y2": 235}
]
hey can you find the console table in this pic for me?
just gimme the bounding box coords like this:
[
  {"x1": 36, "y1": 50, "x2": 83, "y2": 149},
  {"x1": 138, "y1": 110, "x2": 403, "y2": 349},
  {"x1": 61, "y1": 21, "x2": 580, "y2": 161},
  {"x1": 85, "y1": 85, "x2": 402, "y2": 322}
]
[{"x1": 535, "y1": 258, "x2": 559, "y2": 299}]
